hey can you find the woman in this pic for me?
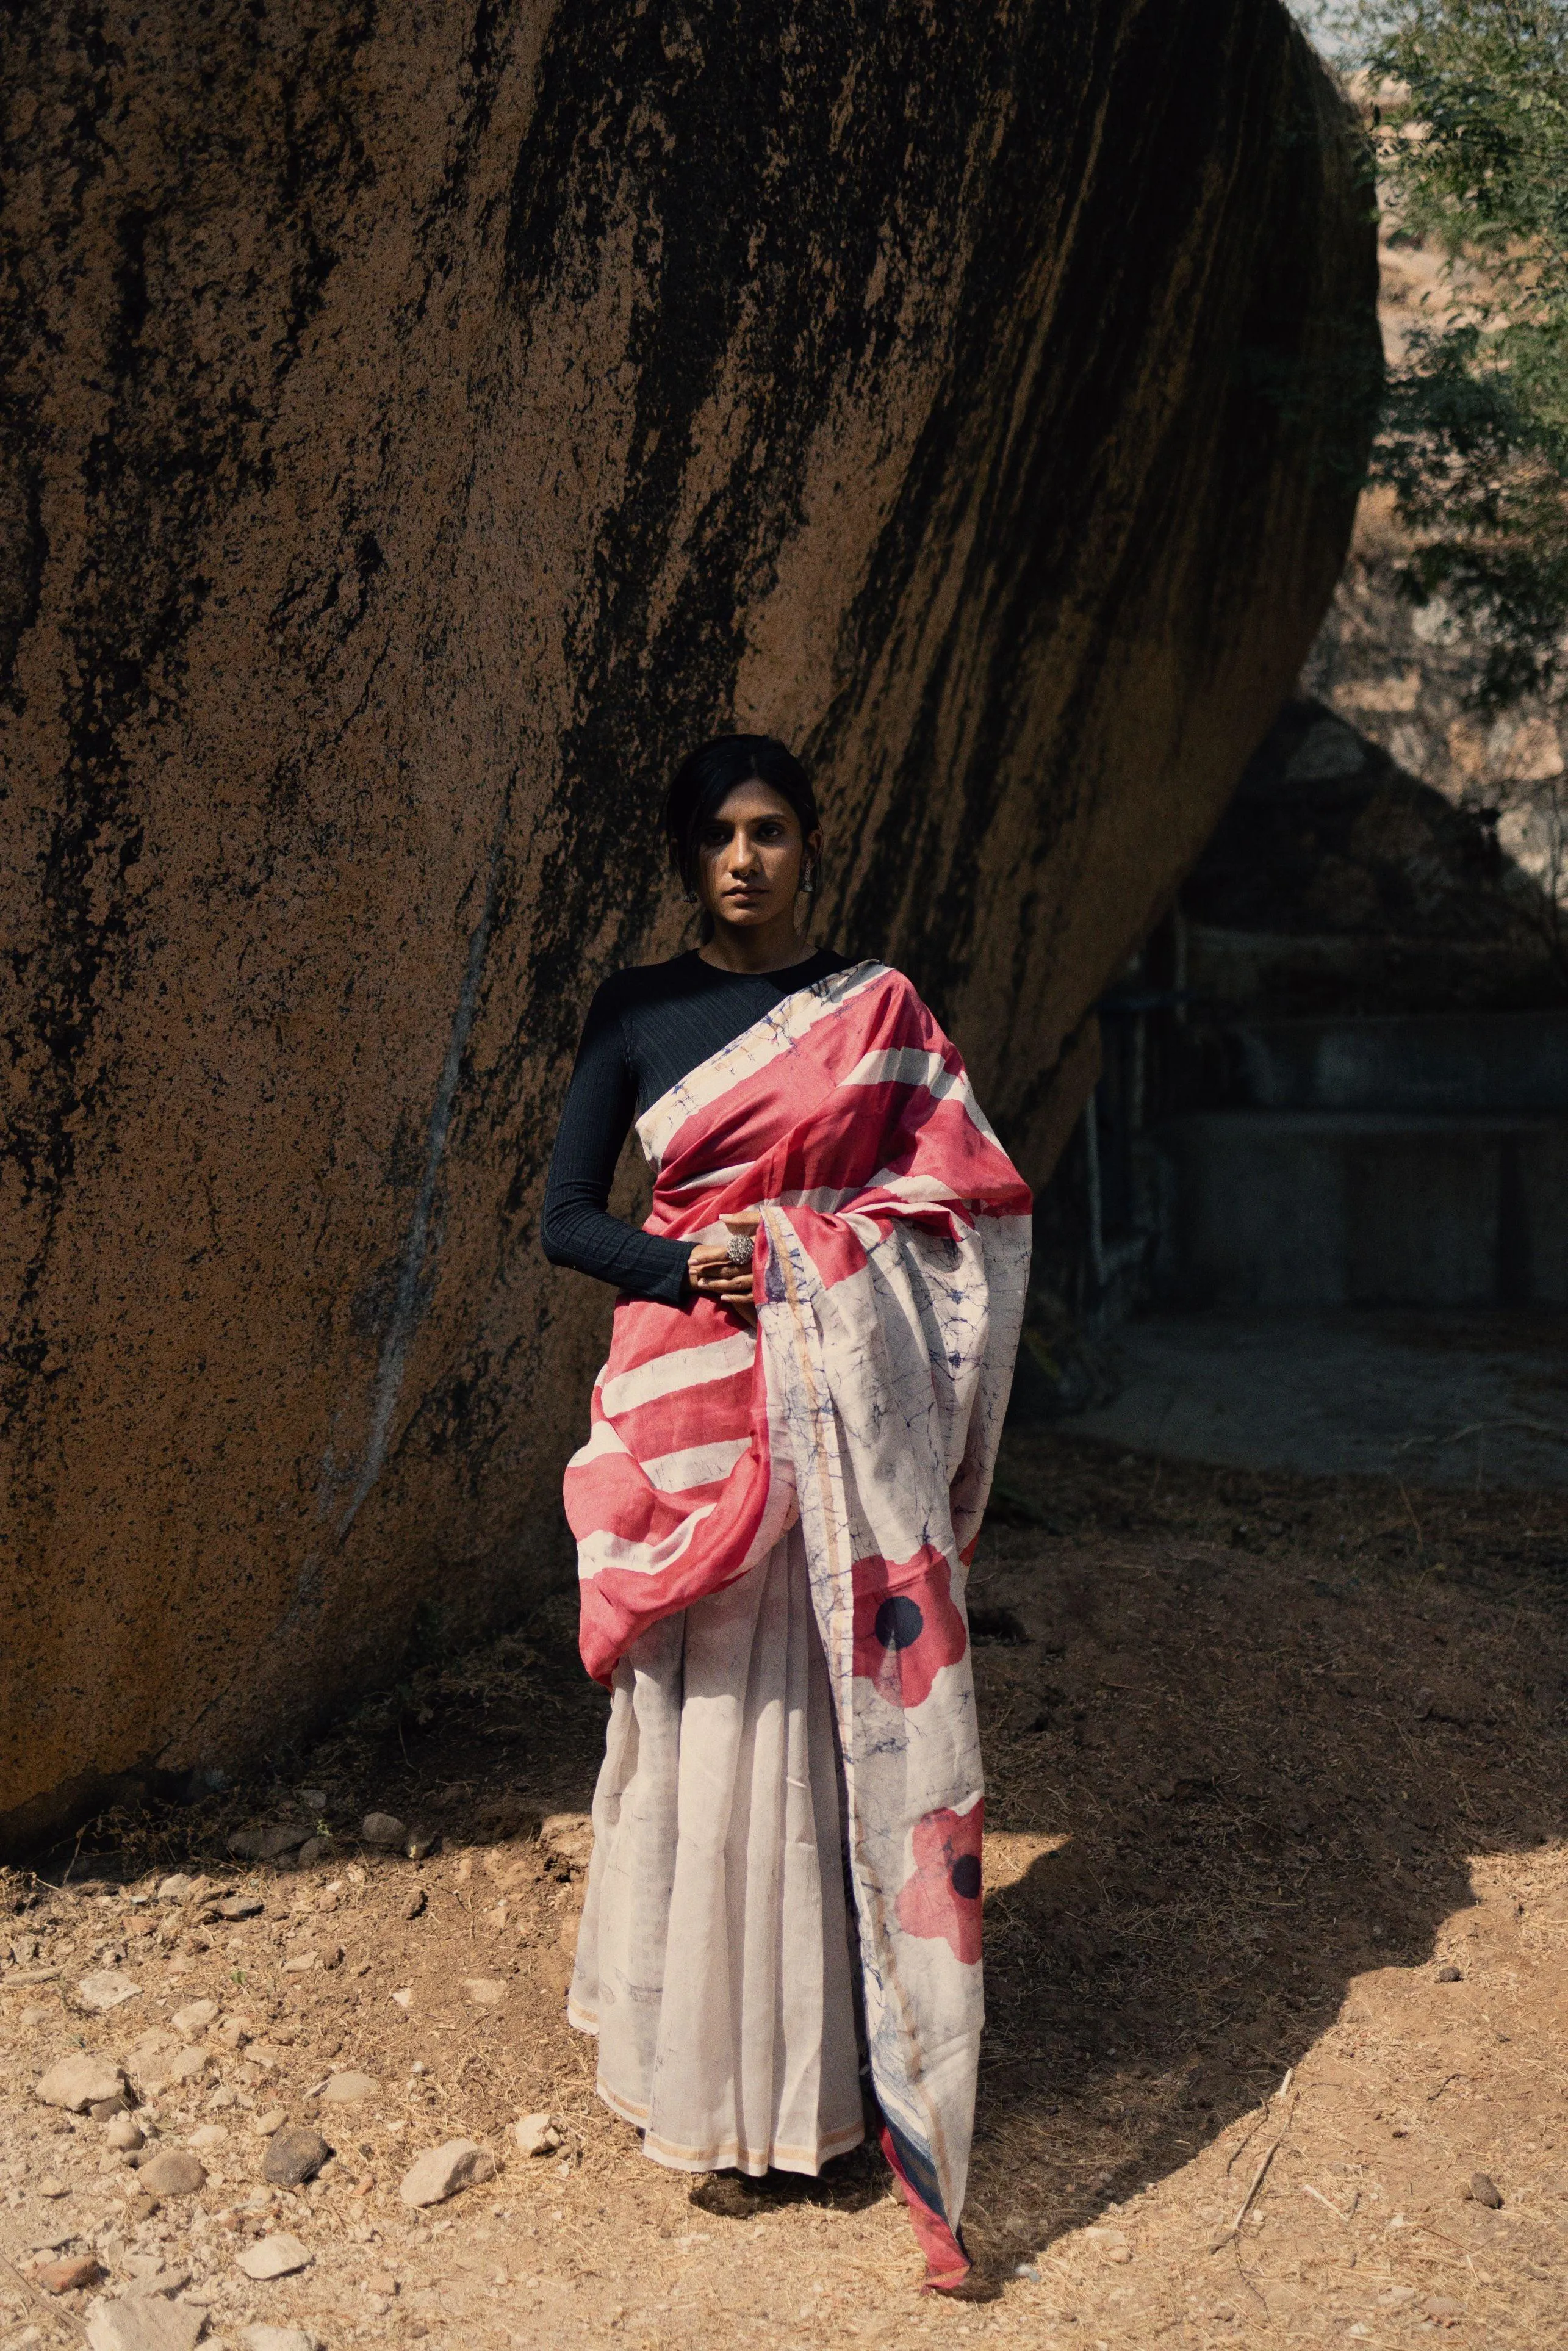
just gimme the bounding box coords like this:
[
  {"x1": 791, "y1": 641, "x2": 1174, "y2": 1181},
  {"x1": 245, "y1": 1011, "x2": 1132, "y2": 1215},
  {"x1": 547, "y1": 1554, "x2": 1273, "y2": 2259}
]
[{"x1": 542, "y1": 735, "x2": 1031, "y2": 2289}]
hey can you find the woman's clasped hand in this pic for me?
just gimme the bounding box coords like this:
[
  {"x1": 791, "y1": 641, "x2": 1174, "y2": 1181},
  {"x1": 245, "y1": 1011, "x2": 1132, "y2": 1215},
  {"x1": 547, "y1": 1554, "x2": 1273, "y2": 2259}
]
[{"x1": 685, "y1": 1209, "x2": 760, "y2": 1322}]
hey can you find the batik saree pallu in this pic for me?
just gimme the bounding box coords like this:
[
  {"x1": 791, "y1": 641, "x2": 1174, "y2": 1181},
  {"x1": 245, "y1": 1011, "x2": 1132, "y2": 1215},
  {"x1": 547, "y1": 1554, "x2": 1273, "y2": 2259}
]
[{"x1": 565, "y1": 959, "x2": 1032, "y2": 2284}]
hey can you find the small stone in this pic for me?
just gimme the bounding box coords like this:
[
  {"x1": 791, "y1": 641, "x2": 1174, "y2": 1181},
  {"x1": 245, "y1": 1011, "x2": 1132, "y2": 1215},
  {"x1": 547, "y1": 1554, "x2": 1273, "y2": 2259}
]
[
  {"x1": 320, "y1": 2070, "x2": 378, "y2": 2106},
  {"x1": 363, "y1": 2271, "x2": 398, "y2": 2296},
  {"x1": 295, "y1": 1838, "x2": 329, "y2": 1870},
  {"x1": 398, "y1": 2139, "x2": 497, "y2": 2207},
  {"x1": 461, "y1": 1978, "x2": 506, "y2": 2006},
  {"x1": 121, "y1": 2190, "x2": 160, "y2": 2225},
  {"x1": 78, "y1": 1971, "x2": 143, "y2": 2012},
  {"x1": 216, "y1": 1895, "x2": 264, "y2": 1921},
  {"x1": 37, "y1": 2054, "x2": 128, "y2": 2111},
  {"x1": 252, "y1": 2108, "x2": 286, "y2": 2136},
  {"x1": 228, "y1": 1826, "x2": 309, "y2": 1862},
  {"x1": 124, "y1": 2260, "x2": 190, "y2": 2297},
  {"x1": 37, "y1": 2253, "x2": 103, "y2": 2293},
  {"x1": 282, "y1": 1953, "x2": 315, "y2": 1974},
  {"x1": 404, "y1": 1829, "x2": 439, "y2": 1861},
  {"x1": 106, "y1": 2114, "x2": 145, "y2": 2151},
  {"x1": 1421, "y1": 2298, "x2": 1466, "y2": 2323},
  {"x1": 1435, "y1": 1964, "x2": 1462, "y2": 1983},
  {"x1": 20, "y1": 2004, "x2": 52, "y2": 2026},
  {"x1": 37, "y1": 2175, "x2": 68, "y2": 2198},
  {"x1": 173, "y1": 1999, "x2": 218, "y2": 2036},
  {"x1": 214, "y1": 2015, "x2": 249, "y2": 2049},
  {"x1": 189, "y1": 2123, "x2": 228, "y2": 2148},
  {"x1": 297, "y1": 1787, "x2": 328, "y2": 1810},
  {"x1": 262, "y1": 2126, "x2": 331, "y2": 2187},
  {"x1": 85, "y1": 2297, "x2": 206, "y2": 2351},
  {"x1": 1106, "y1": 2244, "x2": 1132, "y2": 2263},
  {"x1": 236, "y1": 2233, "x2": 313, "y2": 2280},
  {"x1": 138, "y1": 2150, "x2": 207, "y2": 2198},
  {"x1": 540, "y1": 1812, "x2": 594, "y2": 1872},
  {"x1": 512, "y1": 2112, "x2": 562, "y2": 2158},
  {"x1": 318, "y1": 1945, "x2": 345, "y2": 1971},
  {"x1": 90, "y1": 2094, "x2": 131, "y2": 2120},
  {"x1": 135, "y1": 2044, "x2": 212, "y2": 2095},
  {"x1": 156, "y1": 1876, "x2": 195, "y2": 1903},
  {"x1": 361, "y1": 1813, "x2": 406, "y2": 1848},
  {"x1": 402, "y1": 1890, "x2": 426, "y2": 1921},
  {"x1": 29, "y1": 2229, "x2": 75, "y2": 2253},
  {"x1": 1469, "y1": 2172, "x2": 1503, "y2": 2208},
  {"x1": 242, "y1": 2328, "x2": 317, "y2": 2351}
]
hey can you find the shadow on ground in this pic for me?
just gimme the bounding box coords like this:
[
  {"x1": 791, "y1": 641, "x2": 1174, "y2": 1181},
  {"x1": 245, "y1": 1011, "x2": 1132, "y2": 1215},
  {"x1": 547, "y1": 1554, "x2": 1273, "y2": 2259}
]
[
  {"x1": 958, "y1": 1430, "x2": 1568, "y2": 2279},
  {"x1": 26, "y1": 1435, "x2": 1568, "y2": 2306}
]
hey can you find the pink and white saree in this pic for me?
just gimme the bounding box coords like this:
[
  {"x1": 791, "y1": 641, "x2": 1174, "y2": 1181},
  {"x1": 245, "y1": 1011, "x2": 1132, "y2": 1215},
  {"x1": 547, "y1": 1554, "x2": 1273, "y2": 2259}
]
[{"x1": 564, "y1": 959, "x2": 1031, "y2": 2285}]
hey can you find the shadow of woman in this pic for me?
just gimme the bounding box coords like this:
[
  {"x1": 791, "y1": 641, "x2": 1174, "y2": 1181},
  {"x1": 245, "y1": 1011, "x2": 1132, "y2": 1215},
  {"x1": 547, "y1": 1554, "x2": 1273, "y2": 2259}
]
[{"x1": 960, "y1": 1516, "x2": 1568, "y2": 2281}]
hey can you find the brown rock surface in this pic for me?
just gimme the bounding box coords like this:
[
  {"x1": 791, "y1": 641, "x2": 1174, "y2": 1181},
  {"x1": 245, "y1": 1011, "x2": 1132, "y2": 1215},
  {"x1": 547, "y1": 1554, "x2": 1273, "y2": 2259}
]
[{"x1": 0, "y1": 1, "x2": 1376, "y2": 1845}]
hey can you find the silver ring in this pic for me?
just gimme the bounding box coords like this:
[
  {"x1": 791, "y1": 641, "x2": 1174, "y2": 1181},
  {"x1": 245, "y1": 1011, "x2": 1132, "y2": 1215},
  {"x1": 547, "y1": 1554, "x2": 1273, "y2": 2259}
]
[{"x1": 725, "y1": 1231, "x2": 754, "y2": 1267}]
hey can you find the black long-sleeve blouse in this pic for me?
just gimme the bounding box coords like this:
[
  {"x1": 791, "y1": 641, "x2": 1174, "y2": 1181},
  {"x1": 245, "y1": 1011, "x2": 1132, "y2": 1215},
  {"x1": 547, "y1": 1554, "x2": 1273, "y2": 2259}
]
[{"x1": 541, "y1": 946, "x2": 854, "y2": 1303}]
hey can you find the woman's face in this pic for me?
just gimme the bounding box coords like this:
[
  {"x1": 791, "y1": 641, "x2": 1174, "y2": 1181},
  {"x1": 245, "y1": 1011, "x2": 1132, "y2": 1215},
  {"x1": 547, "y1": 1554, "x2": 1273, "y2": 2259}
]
[{"x1": 696, "y1": 779, "x2": 821, "y2": 930}]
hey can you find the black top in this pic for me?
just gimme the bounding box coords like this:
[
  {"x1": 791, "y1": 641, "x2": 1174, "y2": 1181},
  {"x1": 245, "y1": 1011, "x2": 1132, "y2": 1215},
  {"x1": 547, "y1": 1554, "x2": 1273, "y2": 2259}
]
[{"x1": 542, "y1": 947, "x2": 854, "y2": 1303}]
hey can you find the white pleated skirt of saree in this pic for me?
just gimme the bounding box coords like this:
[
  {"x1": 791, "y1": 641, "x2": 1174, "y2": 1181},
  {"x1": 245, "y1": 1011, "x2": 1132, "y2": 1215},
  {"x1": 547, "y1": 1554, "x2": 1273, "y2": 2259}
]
[{"x1": 567, "y1": 1524, "x2": 865, "y2": 2176}]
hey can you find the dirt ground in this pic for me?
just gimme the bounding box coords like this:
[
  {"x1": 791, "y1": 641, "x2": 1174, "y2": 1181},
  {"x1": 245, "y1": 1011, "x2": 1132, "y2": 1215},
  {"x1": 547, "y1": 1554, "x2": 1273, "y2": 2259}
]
[{"x1": 3, "y1": 1431, "x2": 1567, "y2": 2351}]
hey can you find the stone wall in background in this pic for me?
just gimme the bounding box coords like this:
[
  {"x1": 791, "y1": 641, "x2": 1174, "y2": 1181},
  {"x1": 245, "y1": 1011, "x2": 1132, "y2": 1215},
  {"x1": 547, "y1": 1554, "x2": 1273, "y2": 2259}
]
[{"x1": 0, "y1": 0, "x2": 1376, "y2": 1848}]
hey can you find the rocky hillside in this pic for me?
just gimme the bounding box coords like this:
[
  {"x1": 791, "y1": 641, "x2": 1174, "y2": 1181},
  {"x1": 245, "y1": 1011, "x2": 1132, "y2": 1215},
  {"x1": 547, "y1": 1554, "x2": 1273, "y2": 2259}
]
[{"x1": 0, "y1": 1, "x2": 1377, "y2": 1845}]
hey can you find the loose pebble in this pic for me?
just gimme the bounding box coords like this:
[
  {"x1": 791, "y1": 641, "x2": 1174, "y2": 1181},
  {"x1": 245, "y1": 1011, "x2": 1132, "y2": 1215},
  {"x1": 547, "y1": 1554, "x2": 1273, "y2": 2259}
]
[
  {"x1": 405, "y1": 1829, "x2": 439, "y2": 1861},
  {"x1": 36, "y1": 2054, "x2": 127, "y2": 2112},
  {"x1": 1469, "y1": 2172, "x2": 1503, "y2": 2208},
  {"x1": 35, "y1": 2253, "x2": 104, "y2": 2293},
  {"x1": 228, "y1": 1826, "x2": 308, "y2": 1862},
  {"x1": 461, "y1": 1978, "x2": 506, "y2": 2006},
  {"x1": 106, "y1": 2114, "x2": 145, "y2": 2152},
  {"x1": 320, "y1": 2071, "x2": 378, "y2": 2106},
  {"x1": 172, "y1": 1998, "x2": 218, "y2": 2035},
  {"x1": 241, "y1": 2327, "x2": 316, "y2": 2351},
  {"x1": 512, "y1": 2112, "x2": 562, "y2": 2158},
  {"x1": 398, "y1": 2139, "x2": 497, "y2": 2208},
  {"x1": 1435, "y1": 1964, "x2": 1462, "y2": 1983},
  {"x1": 217, "y1": 1896, "x2": 264, "y2": 1922},
  {"x1": 189, "y1": 2123, "x2": 228, "y2": 2149},
  {"x1": 236, "y1": 2233, "x2": 313, "y2": 2280},
  {"x1": 37, "y1": 2175, "x2": 68, "y2": 2199},
  {"x1": 156, "y1": 1876, "x2": 195, "y2": 1903},
  {"x1": 77, "y1": 1971, "x2": 143, "y2": 2012},
  {"x1": 138, "y1": 2150, "x2": 207, "y2": 2198},
  {"x1": 251, "y1": 2108, "x2": 287, "y2": 2136},
  {"x1": 361, "y1": 1813, "x2": 407, "y2": 1848},
  {"x1": 86, "y1": 2293, "x2": 206, "y2": 2351},
  {"x1": 262, "y1": 2126, "x2": 331, "y2": 2188}
]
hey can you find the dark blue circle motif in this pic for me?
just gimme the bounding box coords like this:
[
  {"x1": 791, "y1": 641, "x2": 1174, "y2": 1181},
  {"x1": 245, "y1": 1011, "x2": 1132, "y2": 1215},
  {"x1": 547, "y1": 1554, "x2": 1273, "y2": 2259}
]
[
  {"x1": 873, "y1": 1595, "x2": 924, "y2": 1652},
  {"x1": 949, "y1": 1852, "x2": 982, "y2": 1901}
]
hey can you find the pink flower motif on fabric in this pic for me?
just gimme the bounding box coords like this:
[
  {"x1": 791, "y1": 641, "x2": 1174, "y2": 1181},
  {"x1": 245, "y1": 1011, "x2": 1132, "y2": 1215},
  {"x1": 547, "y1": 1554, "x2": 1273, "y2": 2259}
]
[
  {"x1": 849, "y1": 1545, "x2": 968, "y2": 1710},
  {"x1": 894, "y1": 1802, "x2": 984, "y2": 1965}
]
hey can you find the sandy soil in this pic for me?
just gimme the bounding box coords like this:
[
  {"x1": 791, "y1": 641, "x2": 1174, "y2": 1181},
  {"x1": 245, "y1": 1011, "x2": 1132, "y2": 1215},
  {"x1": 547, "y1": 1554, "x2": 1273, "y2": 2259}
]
[{"x1": 2, "y1": 1434, "x2": 1566, "y2": 2350}]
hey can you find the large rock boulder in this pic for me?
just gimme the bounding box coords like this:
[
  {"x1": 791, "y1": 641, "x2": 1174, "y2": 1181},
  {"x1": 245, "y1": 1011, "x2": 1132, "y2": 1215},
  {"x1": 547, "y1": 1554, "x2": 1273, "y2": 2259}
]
[{"x1": 0, "y1": 1, "x2": 1376, "y2": 1846}]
